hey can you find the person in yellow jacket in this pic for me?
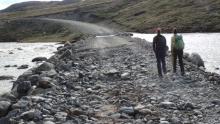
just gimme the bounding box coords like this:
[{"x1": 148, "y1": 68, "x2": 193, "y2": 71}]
[{"x1": 171, "y1": 28, "x2": 185, "y2": 76}]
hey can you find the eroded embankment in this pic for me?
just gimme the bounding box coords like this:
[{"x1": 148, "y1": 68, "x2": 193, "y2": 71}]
[{"x1": 1, "y1": 35, "x2": 220, "y2": 123}]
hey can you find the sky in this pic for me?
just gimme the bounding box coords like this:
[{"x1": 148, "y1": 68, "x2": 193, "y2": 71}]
[{"x1": 0, "y1": 0, "x2": 62, "y2": 10}]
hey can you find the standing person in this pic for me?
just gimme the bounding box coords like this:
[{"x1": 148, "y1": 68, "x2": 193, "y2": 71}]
[
  {"x1": 171, "y1": 28, "x2": 185, "y2": 76},
  {"x1": 153, "y1": 28, "x2": 167, "y2": 77}
]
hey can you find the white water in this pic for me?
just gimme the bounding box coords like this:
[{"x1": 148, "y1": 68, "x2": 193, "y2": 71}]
[
  {"x1": 0, "y1": 42, "x2": 61, "y2": 95},
  {"x1": 133, "y1": 33, "x2": 220, "y2": 74}
]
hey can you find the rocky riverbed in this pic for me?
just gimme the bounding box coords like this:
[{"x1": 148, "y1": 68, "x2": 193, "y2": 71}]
[{"x1": 1, "y1": 36, "x2": 220, "y2": 124}]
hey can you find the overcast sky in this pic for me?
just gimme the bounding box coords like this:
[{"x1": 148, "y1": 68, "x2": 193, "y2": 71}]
[{"x1": 0, "y1": 0, "x2": 62, "y2": 10}]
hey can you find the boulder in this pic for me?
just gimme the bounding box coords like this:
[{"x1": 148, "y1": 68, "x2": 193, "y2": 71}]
[
  {"x1": 16, "y1": 81, "x2": 32, "y2": 96},
  {"x1": 0, "y1": 101, "x2": 11, "y2": 117},
  {"x1": 20, "y1": 109, "x2": 42, "y2": 121},
  {"x1": 59, "y1": 49, "x2": 72, "y2": 59},
  {"x1": 189, "y1": 53, "x2": 205, "y2": 67},
  {"x1": 32, "y1": 57, "x2": 47, "y2": 62},
  {"x1": 35, "y1": 62, "x2": 54, "y2": 72},
  {"x1": 38, "y1": 77, "x2": 54, "y2": 89},
  {"x1": 17, "y1": 64, "x2": 29, "y2": 69},
  {"x1": 28, "y1": 75, "x2": 40, "y2": 86}
]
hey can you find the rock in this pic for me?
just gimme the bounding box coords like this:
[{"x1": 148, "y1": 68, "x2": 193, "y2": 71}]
[
  {"x1": 20, "y1": 109, "x2": 42, "y2": 121},
  {"x1": 178, "y1": 102, "x2": 195, "y2": 110},
  {"x1": 36, "y1": 62, "x2": 54, "y2": 72},
  {"x1": 9, "y1": 51, "x2": 14, "y2": 54},
  {"x1": 17, "y1": 64, "x2": 29, "y2": 69},
  {"x1": 38, "y1": 77, "x2": 54, "y2": 89},
  {"x1": 211, "y1": 99, "x2": 220, "y2": 105},
  {"x1": 31, "y1": 96, "x2": 46, "y2": 102},
  {"x1": 170, "y1": 117, "x2": 181, "y2": 124},
  {"x1": 55, "y1": 112, "x2": 67, "y2": 122},
  {"x1": 121, "y1": 72, "x2": 130, "y2": 79},
  {"x1": 67, "y1": 108, "x2": 85, "y2": 116},
  {"x1": 17, "y1": 48, "x2": 23, "y2": 50},
  {"x1": 43, "y1": 121, "x2": 55, "y2": 124},
  {"x1": 110, "y1": 113, "x2": 121, "y2": 119},
  {"x1": 4, "y1": 65, "x2": 10, "y2": 68},
  {"x1": 16, "y1": 81, "x2": 32, "y2": 96},
  {"x1": 1, "y1": 92, "x2": 16, "y2": 102},
  {"x1": 0, "y1": 75, "x2": 14, "y2": 80},
  {"x1": 160, "y1": 101, "x2": 176, "y2": 109},
  {"x1": 189, "y1": 53, "x2": 205, "y2": 67},
  {"x1": 28, "y1": 75, "x2": 40, "y2": 86},
  {"x1": 160, "y1": 120, "x2": 170, "y2": 124},
  {"x1": 12, "y1": 99, "x2": 29, "y2": 109},
  {"x1": 119, "y1": 106, "x2": 134, "y2": 115},
  {"x1": 60, "y1": 49, "x2": 72, "y2": 59},
  {"x1": 104, "y1": 68, "x2": 119, "y2": 76},
  {"x1": 0, "y1": 101, "x2": 11, "y2": 117},
  {"x1": 32, "y1": 57, "x2": 47, "y2": 62}
]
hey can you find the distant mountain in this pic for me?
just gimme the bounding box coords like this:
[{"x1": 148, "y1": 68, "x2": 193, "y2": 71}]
[{"x1": 0, "y1": 1, "x2": 60, "y2": 13}]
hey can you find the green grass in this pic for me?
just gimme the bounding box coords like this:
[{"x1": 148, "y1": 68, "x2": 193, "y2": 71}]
[{"x1": 1, "y1": 0, "x2": 220, "y2": 37}]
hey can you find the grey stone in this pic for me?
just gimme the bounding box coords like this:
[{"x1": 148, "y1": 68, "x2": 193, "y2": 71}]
[
  {"x1": 0, "y1": 101, "x2": 11, "y2": 117},
  {"x1": 12, "y1": 99, "x2": 29, "y2": 109},
  {"x1": 32, "y1": 57, "x2": 47, "y2": 62},
  {"x1": 17, "y1": 64, "x2": 29, "y2": 69},
  {"x1": 55, "y1": 112, "x2": 68, "y2": 122},
  {"x1": 119, "y1": 106, "x2": 134, "y2": 115},
  {"x1": 211, "y1": 99, "x2": 220, "y2": 105},
  {"x1": 16, "y1": 81, "x2": 32, "y2": 96},
  {"x1": 189, "y1": 53, "x2": 205, "y2": 67},
  {"x1": 43, "y1": 121, "x2": 55, "y2": 124},
  {"x1": 20, "y1": 109, "x2": 42, "y2": 121},
  {"x1": 36, "y1": 62, "x2": 54, "y2": 72},
  {"x1": 38, "y1": 77, "x2": 54, "y2": 89},
  {"x1": 160, "y1": 101, "x2": 176, "y2": 109}
]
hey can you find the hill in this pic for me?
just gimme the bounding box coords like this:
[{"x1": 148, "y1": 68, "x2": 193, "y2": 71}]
[{"x1": 0, "y1": 0, "x2": 220, "y2": 42}]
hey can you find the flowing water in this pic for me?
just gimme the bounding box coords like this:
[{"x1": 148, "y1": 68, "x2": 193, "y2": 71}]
[
  {"x1": 132, "y1": 33, "x2": 220, "y2": 74},
  {"x1": 0, "y1": 42, "x2": 61, "y2": 95}
]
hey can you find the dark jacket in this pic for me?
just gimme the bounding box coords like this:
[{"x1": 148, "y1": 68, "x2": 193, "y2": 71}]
[{"x1": 153, "y1": 34, "x2": 167, "y2": 57}]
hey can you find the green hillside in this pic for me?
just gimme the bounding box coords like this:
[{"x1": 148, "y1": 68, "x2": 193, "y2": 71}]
[{"x1": 0, "y1": 0, "x2": 220, "y2": 42}]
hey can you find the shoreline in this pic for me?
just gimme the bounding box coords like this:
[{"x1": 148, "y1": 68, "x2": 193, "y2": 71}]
[{"x1": 1, "y1": 36, "x2": 220, "y2": 123}]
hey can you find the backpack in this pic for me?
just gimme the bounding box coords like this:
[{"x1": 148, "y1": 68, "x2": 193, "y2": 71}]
[{"x1": 175, "y1": 35, "x2": 184, "y2": 50}]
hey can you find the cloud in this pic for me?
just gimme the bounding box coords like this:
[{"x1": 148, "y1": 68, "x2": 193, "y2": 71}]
[{"x1": 0, "y1": 0, "x2": 62, "y2": 10}]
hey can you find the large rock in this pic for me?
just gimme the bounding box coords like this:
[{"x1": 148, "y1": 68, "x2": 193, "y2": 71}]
[
  {"x1": 189, "y1": 53, "x2": 205, "y2": 67},
  {"x1": 17, "y1": 64, "x2": 29, "y2": 69},
  {"x1": 38, "y1": 77, "x2": 54, "y2": 89},
  {"x1": 35, "y1": 62, "x2": 54, "y2": 72},
  {"x1": 0, "y1": 101, "x2": 11, "y2": 117},
  {"x1": 20, "y1": 109, "x2": 42, "y2": 121},
  {"x1": 32, "y1": 57, "x2": 47, "y2": 62},
  {"x1": 16, "y1": 81, "x2": 32, "y2": 96},
  {"x1": 59, "y1": 49, "x2": 72, "y2": 59}
]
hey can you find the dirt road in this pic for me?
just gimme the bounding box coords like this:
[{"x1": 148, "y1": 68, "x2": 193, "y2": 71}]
[{"x1": 43, "y1": 18, "x2": 132, "y2": 48}]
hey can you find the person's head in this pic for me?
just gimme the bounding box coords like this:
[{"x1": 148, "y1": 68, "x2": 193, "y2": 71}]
[
  {"x1": 173, "y1": 28, "x2": 177, "y2": 35},
  {"x1": 156, "y1": 28, "x2": 161, "y2": 35}
]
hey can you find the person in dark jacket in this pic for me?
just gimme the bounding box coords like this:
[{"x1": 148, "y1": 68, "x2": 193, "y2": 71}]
[{"x1": 153, "y1": 28, "x2": 167, "y2": 77}]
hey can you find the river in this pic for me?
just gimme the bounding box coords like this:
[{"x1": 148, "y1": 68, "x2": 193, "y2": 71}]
[
  {"x1": 132, "y1": 33, "x2": 220, "y2": 74},
  {"x1": 0, "y1": 42, "x2": 61, "y2": 95}
]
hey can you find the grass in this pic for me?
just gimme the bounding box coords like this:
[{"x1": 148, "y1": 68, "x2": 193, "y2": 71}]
[{"x1": 0, "y1": 0, "x2": 220, "y2": 42}]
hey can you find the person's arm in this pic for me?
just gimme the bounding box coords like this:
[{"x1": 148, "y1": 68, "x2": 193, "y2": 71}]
[
  {"x1": 153, "y1": 37, "x2": 156, "y2": 53},
  {"x1": 171, "y1": 36, "x2": 174, "y2": 53}
]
